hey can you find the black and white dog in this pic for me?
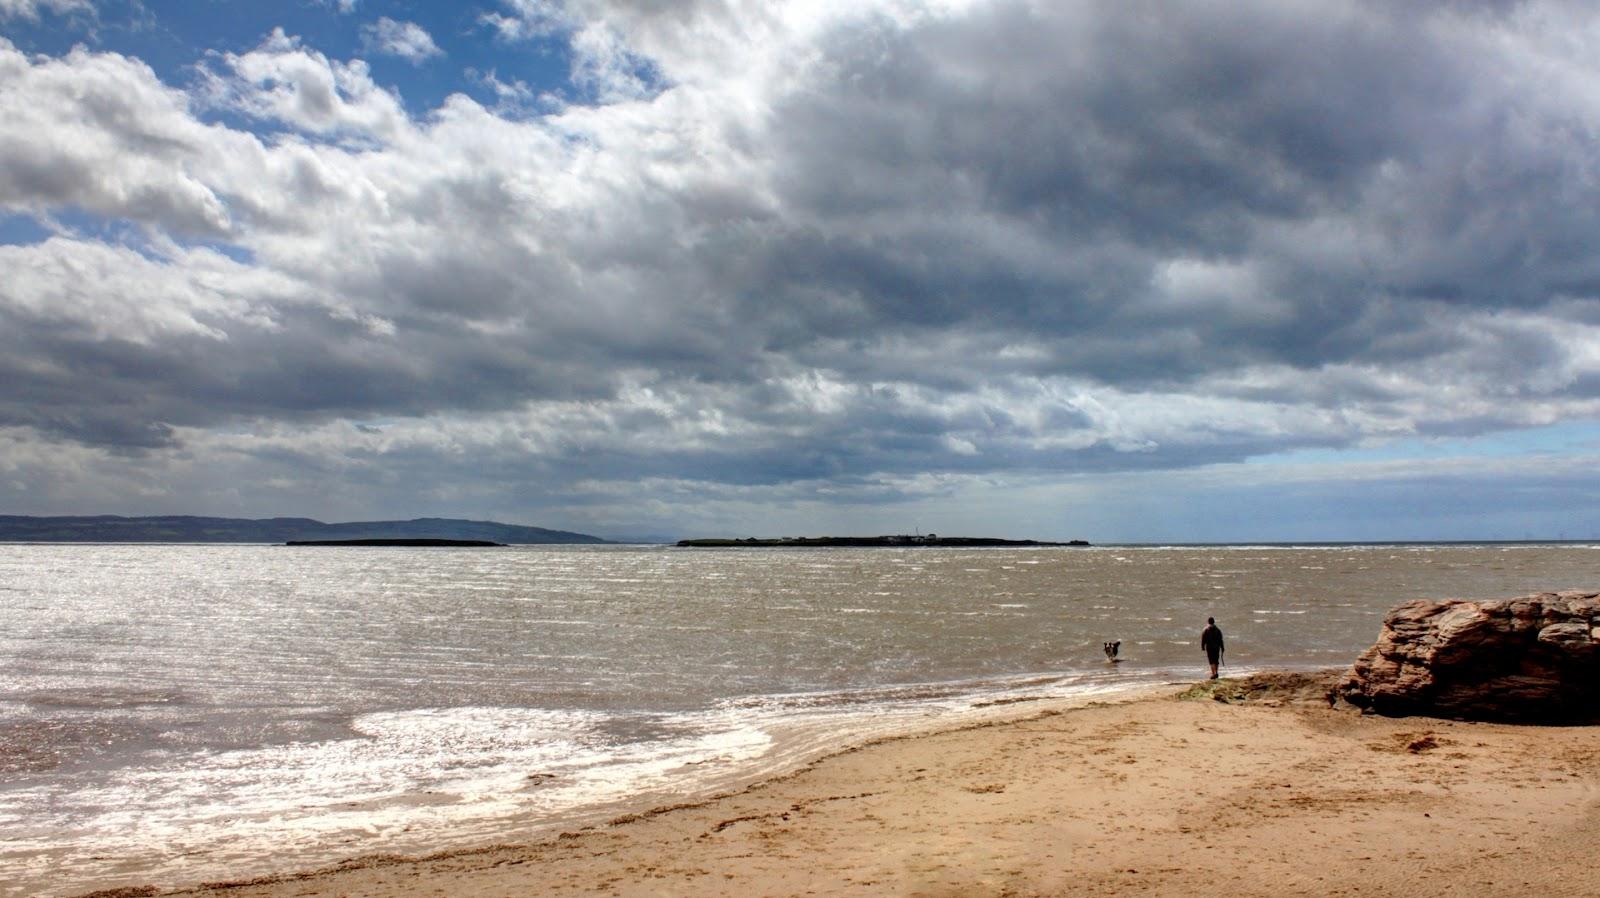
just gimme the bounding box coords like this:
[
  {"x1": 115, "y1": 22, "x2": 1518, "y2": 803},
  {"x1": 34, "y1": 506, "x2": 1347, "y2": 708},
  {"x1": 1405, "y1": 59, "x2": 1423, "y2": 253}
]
[{"x1": 1103, "y1": 640, "x2": 1121, "y2": 662}]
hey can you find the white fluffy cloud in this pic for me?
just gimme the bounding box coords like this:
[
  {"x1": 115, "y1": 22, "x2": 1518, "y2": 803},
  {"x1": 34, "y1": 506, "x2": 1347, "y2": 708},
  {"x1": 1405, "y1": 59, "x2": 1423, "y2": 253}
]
[
  {"x1": 0, "y1": 38, "x2": 249, "y2": 235},
  {"x1": 0, "y1": 238, "x2": 283, "y2": 343},
  {"x1": 201, "y1": 29, "x2": 412, "y2": 143},
  {"x1": 0, "y1": 0, "x2": 90, "y2": 20},
  {"x1": 361, "y1": 17, "x2": 442, "y2": 64}
]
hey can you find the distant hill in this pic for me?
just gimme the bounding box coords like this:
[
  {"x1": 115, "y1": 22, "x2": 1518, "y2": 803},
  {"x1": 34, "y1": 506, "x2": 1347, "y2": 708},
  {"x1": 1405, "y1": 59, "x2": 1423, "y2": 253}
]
[{"x1": 0, "y1": 515, "x2": 609, "y2": 545}]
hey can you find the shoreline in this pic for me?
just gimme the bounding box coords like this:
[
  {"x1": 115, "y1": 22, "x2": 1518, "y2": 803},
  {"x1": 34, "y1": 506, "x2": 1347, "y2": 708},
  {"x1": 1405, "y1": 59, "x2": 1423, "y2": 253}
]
[
  {"x1": 70, "y1": 670, "x2": 1600, "y2": 897},
  {"x1": 15, "y1": 670, "x2": 1196, "y2": 898},
  {"x1": 5, "y1": 672, "x2": 1208, "y2": 898},
  {"x1": 51, "y1": 678, "x2": 1179, "y2": 898}
]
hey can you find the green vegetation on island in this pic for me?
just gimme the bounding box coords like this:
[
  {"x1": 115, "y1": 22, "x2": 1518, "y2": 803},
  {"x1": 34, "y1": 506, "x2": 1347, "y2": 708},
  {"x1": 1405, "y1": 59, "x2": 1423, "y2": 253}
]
[{"x1": 676, "y1": 535, "x2": 1090, "y2": 548}]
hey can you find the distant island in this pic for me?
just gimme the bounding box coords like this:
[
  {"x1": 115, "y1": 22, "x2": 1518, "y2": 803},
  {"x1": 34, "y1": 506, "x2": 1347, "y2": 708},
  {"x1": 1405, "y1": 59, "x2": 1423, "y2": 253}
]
[
  {"x1": 286, "y1": 538, "x2": 506, "y2": 547},
  {"x1": 676, "y1": 535, "x2": 1091, "y2": 548},
  {"x1": 0, "y1": 515, "x2": 608, "y2": 545}
]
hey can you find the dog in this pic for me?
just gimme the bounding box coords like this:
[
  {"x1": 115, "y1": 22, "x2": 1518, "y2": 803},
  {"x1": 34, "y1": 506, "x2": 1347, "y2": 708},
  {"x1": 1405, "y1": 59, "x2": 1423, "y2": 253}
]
[{"x1": 1103, "y1": 640, "x2": 1121, "y2": 662}]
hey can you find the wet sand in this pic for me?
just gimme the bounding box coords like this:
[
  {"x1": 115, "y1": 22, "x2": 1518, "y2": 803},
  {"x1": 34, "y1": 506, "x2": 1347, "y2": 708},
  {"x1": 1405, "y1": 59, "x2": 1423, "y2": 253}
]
[{"x1": 89, "y1": 673, "x2": 1600, "y2": 898}]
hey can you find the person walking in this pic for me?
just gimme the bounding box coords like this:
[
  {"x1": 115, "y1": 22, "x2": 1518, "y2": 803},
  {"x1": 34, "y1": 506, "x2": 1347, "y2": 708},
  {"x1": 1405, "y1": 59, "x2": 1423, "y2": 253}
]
[{"x1": 1200, "y1": 617, "x2": 1224, "y2": 680}]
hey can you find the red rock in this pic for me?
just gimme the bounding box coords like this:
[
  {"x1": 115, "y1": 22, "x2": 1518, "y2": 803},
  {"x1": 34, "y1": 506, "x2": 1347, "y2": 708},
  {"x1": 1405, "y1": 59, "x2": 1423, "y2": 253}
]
[{"x1": 1339, "y1": 591, "x2": 1600, "y2": 722}]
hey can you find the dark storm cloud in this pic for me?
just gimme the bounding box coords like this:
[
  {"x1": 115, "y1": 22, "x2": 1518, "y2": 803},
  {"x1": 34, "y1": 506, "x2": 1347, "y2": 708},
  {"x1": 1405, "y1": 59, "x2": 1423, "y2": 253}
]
[
  {"x1": 759, "y1": 0, "x2": 1600, "y2": 385},
  {"x1": 0, "y1": 276, "x2": 628, "y2": 440}
]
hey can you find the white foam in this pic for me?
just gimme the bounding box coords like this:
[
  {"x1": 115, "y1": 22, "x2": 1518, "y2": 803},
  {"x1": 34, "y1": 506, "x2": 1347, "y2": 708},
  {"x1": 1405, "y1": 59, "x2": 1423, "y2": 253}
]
[{"x1": 0, "y1": 704, "x2": 785, "y2": 898}]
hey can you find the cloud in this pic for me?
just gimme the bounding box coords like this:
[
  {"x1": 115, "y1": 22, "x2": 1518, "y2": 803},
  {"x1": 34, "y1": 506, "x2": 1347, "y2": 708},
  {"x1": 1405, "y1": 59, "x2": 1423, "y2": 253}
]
[
  {"x1": 481, "y1": 0, "x2": 568, "y2": 41},
  {"x1": 200, "y1": 29, "x2": 412, "y2": 144},
  {"x1": 7, "y1": 1, "x2": 1600, "y2": 533},
  {"x1": 466, "y1": 68, "x2": 556, "y2": 116},
  {"x1": 0, "y1": 38, "x2": 245, "y2": 236},
  {"x1": 482, "y1": 0, "x2": 664, "y2": 101},
  {"x1": 361, "y1": 17, "x2": 443, "y2": 64},
  {"x1": 0, "y1": 0, "x2": 91, "y2": 20}
]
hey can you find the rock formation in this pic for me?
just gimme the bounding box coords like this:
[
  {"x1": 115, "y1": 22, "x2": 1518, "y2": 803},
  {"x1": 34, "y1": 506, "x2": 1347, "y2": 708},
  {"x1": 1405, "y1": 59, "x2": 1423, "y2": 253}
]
[{"x1": 1339, "y1": 591, "x2": 1600, "y2": 723}]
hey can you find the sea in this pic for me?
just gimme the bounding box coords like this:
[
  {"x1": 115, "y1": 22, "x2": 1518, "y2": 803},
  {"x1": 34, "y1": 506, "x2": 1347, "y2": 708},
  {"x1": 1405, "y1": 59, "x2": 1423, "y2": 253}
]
[{"x1": 3, "y1": 542, "x2": 1598, "y2": 896}]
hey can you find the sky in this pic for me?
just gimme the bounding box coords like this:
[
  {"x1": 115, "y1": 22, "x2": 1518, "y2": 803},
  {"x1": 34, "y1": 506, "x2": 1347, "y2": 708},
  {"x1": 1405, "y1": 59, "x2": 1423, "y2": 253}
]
[{"x1": 4, "y1": 0, "x2": 1600, "y2": 543}]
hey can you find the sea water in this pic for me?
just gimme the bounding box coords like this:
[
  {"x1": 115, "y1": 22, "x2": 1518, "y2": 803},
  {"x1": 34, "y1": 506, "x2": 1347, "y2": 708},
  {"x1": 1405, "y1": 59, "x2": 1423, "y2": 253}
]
[{"x1": 3, "y1": 542, "x2": 1598, "y2": 896}]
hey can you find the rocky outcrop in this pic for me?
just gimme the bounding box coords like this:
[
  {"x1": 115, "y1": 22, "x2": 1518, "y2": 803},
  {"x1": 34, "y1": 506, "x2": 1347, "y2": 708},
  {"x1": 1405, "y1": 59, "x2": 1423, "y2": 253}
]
[{"x1": 1339, "y1": 591, "x2": 1600, "y2": 722}]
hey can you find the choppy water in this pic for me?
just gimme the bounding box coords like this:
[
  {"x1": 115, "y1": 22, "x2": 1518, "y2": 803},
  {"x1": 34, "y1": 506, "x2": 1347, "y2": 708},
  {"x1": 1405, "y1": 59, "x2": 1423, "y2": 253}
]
[{"x1": 3, "y1": 542, "x2": 1598, "y2": 896}]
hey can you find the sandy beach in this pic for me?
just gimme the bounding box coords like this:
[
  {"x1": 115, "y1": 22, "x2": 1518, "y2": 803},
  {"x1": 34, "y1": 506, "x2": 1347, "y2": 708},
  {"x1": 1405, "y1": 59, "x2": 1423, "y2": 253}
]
[{"x1": 83, "y1": 672, "x2": 1600, "y2": 898}]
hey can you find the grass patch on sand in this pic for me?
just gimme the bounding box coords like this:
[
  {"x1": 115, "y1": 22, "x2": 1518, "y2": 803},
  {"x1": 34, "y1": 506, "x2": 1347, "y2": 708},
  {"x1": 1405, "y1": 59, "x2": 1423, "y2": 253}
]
[{"x1": 1176, "y1": 671, "x2": 1341, "y2": 706}]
